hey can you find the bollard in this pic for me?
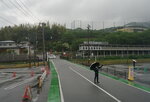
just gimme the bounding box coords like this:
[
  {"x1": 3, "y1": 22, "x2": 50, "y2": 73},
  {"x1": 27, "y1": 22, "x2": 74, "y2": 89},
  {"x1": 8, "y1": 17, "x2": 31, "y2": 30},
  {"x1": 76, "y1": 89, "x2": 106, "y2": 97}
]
[{"x1": 128, "y1": 66, "x2": 134, "y2": 81}]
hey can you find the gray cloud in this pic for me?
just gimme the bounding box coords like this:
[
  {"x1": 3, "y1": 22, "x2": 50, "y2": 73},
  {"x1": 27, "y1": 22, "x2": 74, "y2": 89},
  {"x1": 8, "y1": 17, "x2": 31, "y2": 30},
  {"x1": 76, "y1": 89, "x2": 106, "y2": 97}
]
[{"x1": 0, "y1": 0, "x2": 150, "y2": 28}]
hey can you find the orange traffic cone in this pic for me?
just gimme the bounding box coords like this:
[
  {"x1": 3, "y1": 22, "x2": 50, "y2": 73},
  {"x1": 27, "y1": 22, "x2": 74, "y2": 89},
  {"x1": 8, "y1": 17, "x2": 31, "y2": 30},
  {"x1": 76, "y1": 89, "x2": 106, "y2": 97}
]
[
  {"x1": 41, "y1": 67, "x2": 45, "y2": 72},
  {"x1": 31, "y1": 71, "x2": 34, "y2": 77},
  {"x1": 45, "y1": 66, "x2": 50, "y2": 75},
  {"x1": 12, "y1": 72, "x2": 16, "y2": 77},
  {"x1": 22, "y1": 86, "x2": 32, "y2": 102}
]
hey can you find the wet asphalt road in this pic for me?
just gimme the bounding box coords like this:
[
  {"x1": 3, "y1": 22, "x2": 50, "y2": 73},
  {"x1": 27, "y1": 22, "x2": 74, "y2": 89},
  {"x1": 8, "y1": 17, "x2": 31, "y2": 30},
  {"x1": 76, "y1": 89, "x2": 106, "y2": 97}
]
[
  {"x1": 0, "y1": 67, "x2": 50, "y2": 102},
  {"x1": 53, "y1": 59, "x2": 150, "y2": 102}
]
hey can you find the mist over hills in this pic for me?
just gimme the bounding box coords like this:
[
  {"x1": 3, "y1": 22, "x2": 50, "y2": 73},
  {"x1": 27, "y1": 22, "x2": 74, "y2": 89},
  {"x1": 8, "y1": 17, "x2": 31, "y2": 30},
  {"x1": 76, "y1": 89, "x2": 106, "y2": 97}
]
[{"x1": 125, "y1": 22, "x2": 150, "y2": 28}]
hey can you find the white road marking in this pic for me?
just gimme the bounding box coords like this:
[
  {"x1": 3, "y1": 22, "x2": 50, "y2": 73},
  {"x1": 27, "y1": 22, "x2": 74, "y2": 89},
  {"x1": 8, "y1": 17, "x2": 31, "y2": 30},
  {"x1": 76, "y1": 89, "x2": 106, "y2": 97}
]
[
  {"x1": 69, "y1": 66, "x2": 121, "y2": 102},
  {"x1": 72, "y1": 63, "x2": 150, "y2": 94},
  {"x1": 4, "y1": 76, "x2": 37, "y2": 90},
  {"x1": 52, "y1": 60, "x2": 64, "y2": 102},
  {"x1": 32, "y1": 94, "x2": 39, "y2": 102}
]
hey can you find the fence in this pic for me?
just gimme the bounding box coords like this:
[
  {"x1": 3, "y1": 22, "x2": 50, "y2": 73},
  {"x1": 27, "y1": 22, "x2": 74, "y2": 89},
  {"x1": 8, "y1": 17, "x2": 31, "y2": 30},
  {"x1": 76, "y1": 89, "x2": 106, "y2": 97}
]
[
  {"x1": 0, "y1": 54, "x2": 39, "y2": 62},
  {"x1": 101, "y1": 67, "x2": 128, "y2": 79},
  {"x1": 81, "y1": 63, "x2": 128, "y2": 79}
]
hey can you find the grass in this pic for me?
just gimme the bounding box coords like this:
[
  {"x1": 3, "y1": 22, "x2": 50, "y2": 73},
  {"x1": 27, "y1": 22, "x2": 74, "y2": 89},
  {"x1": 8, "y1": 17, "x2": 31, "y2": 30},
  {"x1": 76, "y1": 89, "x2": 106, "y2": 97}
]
[
  {"x1": 47, "y1": 60, "x2": 61, "y2": 102},
  {"x1": 71, "y1": 58, "x2": 150, "y2": 65}
]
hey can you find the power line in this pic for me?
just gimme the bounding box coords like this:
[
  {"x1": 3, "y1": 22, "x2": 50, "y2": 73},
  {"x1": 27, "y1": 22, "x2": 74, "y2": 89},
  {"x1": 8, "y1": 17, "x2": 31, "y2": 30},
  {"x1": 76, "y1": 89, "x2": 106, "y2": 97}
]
[
  {"x1": 17, "y1": 0, "x2": 40, "y2": 21},
  {"x1": 7, "y1": 0, "x2": 37, "y2": 23},
  {"x1": 0, "y1": 16, "x2": 15, "y2": 25},
  {"x1": 7, "y1": 0, "x2": 28, "y2": 17},
  {"x1": 0, "y1": 0, "x2": 27, "y2": 22},
  {"x1": 15, "y1": 0, "x2": 31, "y2": 15},
  {"x1": 14, "y1": 0, "x2": 38, "y2": 22},
  {"x1": 1, "y1": 0, "x2": 11, "y2": 9}
]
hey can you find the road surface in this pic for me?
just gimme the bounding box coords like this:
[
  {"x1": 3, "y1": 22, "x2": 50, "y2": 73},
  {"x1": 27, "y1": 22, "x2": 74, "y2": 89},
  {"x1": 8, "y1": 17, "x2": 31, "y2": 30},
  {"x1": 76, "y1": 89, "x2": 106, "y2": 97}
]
[
  {"x1": 53, "y1": 59, "x2": 150, "y2": 102},
  {"x1": 0, "y1": 67, "x2": 50, "y2": 102}
]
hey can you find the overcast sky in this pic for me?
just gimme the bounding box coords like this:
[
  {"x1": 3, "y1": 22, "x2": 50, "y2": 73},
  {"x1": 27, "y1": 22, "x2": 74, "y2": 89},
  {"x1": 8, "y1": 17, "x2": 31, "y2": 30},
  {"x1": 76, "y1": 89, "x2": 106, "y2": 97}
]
[{"x1": 0, "y1": 0, "x2": 150, "y2": 29}]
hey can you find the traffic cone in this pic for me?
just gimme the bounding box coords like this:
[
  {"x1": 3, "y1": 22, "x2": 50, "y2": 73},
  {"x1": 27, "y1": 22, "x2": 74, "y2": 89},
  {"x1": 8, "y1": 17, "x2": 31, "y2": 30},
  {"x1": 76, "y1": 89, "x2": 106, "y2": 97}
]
[
  {"x1": 31, "y1": 71, "x2": 34, "y2": 77},
  {"x1": 41, "y1": 67, "x2": 45, "y2": 72},
  {"x1": 45, "y1": 66, "x2": 50, "y2": 75},
  {"x1": 22, "y1": 86, "x2": 32, "y2": 102},
  {"x1": 12, "y1": 72, "x2": 16, "y2": 77}
]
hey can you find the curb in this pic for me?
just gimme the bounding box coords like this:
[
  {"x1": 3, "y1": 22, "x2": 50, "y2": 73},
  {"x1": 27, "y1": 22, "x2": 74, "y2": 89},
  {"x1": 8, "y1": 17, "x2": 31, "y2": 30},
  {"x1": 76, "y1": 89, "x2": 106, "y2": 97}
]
[
  {"x1": 47, "y1": 60, "x2": 61, "y2": 102},
  {"x1": 68, "y1": 60, "x2": 150, "y2": 93}
]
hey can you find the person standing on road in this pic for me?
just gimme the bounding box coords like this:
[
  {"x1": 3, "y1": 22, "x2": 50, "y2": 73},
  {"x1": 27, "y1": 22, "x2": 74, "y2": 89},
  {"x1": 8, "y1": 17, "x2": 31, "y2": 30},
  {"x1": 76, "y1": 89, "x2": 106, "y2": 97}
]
[{"x1": 94, "y1": 65, "x2": 103, "y2": 83}]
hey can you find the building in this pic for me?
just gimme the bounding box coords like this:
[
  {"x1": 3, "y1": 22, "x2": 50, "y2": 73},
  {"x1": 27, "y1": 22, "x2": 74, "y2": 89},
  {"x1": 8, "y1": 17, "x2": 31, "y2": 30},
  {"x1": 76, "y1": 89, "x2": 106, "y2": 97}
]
[
  {"x1": 79, "y1": 41, "x2": 150, "y2": 58},
  {"x1": 117, "y1": 26, "x2": 147, "y2": 32},
  {"x1": 0, "y1": 40, "x2": 33, "y2": 55}
]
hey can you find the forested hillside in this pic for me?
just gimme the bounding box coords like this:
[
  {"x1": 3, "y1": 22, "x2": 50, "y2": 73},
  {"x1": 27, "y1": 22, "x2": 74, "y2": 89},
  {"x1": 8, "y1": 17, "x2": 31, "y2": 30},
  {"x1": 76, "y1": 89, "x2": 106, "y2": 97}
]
[{"x1": 0, "y1": 23, "x2": 150, "y2": 52}]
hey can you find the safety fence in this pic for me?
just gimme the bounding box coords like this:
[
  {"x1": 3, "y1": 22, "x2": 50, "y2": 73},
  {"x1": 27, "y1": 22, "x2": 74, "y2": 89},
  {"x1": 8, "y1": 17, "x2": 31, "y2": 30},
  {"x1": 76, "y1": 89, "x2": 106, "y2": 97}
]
[
  {"x1": 0, "y1": 54, "x2": 39, "y2": 63},
  {"x1": 134, "y1": 67, "x2": 150, "y2": 73},
  {"x1": 76, "y1": 62, "x2": 150, "y2": 93},
  {"x1": 81, "y1": 62, "x2": 129, "y2": 79},
  {"x1": 101, "y1": 67, "x2": 128, "y2": 79}
]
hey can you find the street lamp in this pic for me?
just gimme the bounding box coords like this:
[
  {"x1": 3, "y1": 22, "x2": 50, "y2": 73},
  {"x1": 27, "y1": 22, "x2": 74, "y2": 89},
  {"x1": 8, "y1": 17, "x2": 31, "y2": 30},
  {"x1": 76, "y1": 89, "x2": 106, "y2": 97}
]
[{"x1": 26, "y1": 34, "x2": 31, "y2": 68}]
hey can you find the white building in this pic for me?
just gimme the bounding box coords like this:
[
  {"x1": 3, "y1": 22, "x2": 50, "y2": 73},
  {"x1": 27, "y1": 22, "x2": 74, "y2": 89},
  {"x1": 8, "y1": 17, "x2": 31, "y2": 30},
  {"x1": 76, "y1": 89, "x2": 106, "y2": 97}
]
[
  {"x1": 79, "y1": 41, "x2": 150, "y2": 58},
  {"x1": 0, "y1": 40, "x2": 34, "y2": 55}
]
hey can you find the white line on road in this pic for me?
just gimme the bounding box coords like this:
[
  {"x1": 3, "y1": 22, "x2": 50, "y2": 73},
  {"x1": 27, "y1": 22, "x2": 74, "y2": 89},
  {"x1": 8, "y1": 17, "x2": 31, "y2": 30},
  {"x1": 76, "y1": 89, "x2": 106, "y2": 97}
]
[
  {"x1": 4, "y1": 76, "x2": 37, "y2": 90},
  {"x1": 52, "y1": 60, "x2": 64, "y2": 102},
  {"x1": 72, "y1": 63, "x2": 150, "y2": 94},
  {"x1": 69, "y1": 67, "x2": 121, "y2": 102},
  {"x1": 32, "y1": 94, "x2": 39, "y2": 102}
]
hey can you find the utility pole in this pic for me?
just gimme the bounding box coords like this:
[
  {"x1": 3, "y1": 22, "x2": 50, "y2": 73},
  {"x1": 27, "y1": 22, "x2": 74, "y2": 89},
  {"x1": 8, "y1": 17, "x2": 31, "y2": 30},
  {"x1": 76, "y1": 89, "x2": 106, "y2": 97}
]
[
  {"x1": 87, "y1": 24, "x2": 91, "y2": 65},
  {"x1": 34, "y1": 27, "x2": 38, "y2": 66},
  {"x1": 40, "y1": 22, "x2": 46, "y2": 66},
  {"x1": 28, "y1": 33, "x2": 31, "y2": 68}
]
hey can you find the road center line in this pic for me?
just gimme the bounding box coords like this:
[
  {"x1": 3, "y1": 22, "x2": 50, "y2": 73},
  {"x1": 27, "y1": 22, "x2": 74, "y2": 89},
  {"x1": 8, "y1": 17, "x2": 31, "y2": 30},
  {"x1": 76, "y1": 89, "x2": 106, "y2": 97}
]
[{"x1": 69, "y1": 66, "x2": 121, "y2": 102}]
